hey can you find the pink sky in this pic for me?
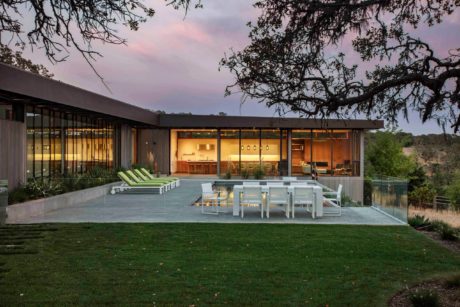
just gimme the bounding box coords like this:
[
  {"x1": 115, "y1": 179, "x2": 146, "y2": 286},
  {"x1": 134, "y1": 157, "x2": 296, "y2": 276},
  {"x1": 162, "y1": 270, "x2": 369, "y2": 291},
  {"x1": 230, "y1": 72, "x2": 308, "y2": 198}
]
[{"x1": 20, "y1": 1, "x2": 460, "y2": 134}]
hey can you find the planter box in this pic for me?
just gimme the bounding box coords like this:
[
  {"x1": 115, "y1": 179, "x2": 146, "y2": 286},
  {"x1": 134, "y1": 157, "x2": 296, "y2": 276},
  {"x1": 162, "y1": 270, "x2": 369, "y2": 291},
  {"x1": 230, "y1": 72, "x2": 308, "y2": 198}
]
[{"x1": 6, "y1": 182, "x2": 121, "y2": 223}]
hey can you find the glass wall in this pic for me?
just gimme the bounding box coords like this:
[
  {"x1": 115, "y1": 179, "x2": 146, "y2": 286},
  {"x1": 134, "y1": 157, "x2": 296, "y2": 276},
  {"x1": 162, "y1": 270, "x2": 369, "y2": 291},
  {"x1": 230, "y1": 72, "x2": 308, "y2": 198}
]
[
  {"x1": 291, "y1": 129, "x2": 360, "y2": 177},
  {"x1": 26, "y1": 105, "x2": 118, "y2": 179},
  {"x1": 292, "y1": 130, "x2": 312, "y2": 176},
  {"x1": 220, "y1": 129, "x2": 240, "y2": 175},
  {"x1": 240, "y1": 129, "x2": 260, "y2": 174},
  {"x1": 170, "y1": 128, "x2": 361, "y2": 177},
  {"x1": 261, "y1": 129, "x2": 281, "y2": 176},
  {"x1": 170, "y1": 129, "x2": 218, "y2": 174},
  {"x1": 372, "y1": 176, "x2": 408, "y2": 222}
]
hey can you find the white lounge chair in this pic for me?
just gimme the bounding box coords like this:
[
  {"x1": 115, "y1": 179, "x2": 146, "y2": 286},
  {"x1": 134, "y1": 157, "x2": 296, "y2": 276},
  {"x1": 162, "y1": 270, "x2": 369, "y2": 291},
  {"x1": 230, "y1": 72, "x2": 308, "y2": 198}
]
[
  {"x1": 240, "y1": 186, "x2": 264, "y2": 218},
  {"x1": 201, "y1": 183, "x2": 227, "y2": 215},
  {"x1": 292, "y1": 186, "x2": 316, "y2": 218},
  {"x1": 266, "y1": 186, "x2": 290, "y2": 219},
  {"x1": 243, "y1": 181, "x2": 260, "y2": 186}
]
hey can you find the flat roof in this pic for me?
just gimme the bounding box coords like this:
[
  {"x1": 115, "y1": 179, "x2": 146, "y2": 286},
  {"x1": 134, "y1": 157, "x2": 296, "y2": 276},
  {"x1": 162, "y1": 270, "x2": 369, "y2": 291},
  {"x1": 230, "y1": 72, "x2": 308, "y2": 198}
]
[
  {"x1": 0, "y1": 63, "x2": 159, "y2": 126},
  {"x1": 159, "y1": 114, "x2": 383, "y2": 129},
  {"x1": 0, "y1": 63, "x2": 383, "y2": 130}
]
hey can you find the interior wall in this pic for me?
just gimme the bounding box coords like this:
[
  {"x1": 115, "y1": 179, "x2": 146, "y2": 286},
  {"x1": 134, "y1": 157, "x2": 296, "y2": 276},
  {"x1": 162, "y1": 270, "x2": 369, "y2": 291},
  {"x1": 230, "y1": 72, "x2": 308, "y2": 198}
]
[
  {"x1": 176, "y1": 138, "x2": 217, "y2": 161},
  {"x1": 0, "y1": 119, "x2": 26, "y2": 189}
]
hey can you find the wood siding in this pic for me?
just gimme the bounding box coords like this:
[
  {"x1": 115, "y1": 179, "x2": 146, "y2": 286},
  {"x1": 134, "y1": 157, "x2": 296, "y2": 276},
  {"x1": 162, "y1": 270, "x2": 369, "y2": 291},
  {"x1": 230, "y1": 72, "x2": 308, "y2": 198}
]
[
  {"x1": 0, "y1": 119, "x2": 26, "y2": 189},
  {"x1": 138, "y1": 129, "x2": 170, "y2": 174},
  {"x1": 119, "y1": 124, "x2": 133, "y2": 168}
]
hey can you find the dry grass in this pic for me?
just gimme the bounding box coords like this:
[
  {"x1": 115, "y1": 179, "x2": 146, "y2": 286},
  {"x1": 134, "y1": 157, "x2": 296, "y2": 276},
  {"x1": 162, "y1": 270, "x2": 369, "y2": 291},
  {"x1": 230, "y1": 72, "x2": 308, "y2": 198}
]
[{"x1": 409, "y1": 207, "x2": 460, "y2": 228}]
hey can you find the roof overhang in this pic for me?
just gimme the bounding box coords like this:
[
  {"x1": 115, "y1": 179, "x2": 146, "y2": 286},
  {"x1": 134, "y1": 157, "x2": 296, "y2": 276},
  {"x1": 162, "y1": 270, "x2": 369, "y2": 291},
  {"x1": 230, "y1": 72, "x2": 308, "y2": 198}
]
[
  {"x1": 0, "y1": 63, "x2": 159, "y2": 126},
  {"x1": 159, "y1": 114, "x2": 384, "y2": 130}
]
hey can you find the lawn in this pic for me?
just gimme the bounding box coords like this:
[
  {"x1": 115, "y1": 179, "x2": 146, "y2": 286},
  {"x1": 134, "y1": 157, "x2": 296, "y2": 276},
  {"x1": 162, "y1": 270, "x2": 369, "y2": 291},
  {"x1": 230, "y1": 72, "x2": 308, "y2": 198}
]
[{"x1": 1, "y1": 224, "x2": 459, "y2": 306}]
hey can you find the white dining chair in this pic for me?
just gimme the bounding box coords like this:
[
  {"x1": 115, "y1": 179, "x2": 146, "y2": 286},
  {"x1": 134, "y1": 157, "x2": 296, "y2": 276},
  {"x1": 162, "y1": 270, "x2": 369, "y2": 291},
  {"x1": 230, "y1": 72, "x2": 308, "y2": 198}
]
[
  {"x1": 290, "y1": 182, "x2": 308, "y2": 187},
  {"x1": 282, "y1": 176, "x2": 297, "y2": 181},
  {"x1": 292, "y1": 186, "x2": 316, "y2": 218},
  {"x1": 266, "y1": 186, "x2": 290, "y2": 219},
  {"x1": 267, "y1": 182, "x2": 284, "y2": 186},
  {"x1": 241, "y1": 186, "x2": 264, "y2": 218},
  {"x1": 201, "y1": 183, "x2": 227, "y2": 215}
]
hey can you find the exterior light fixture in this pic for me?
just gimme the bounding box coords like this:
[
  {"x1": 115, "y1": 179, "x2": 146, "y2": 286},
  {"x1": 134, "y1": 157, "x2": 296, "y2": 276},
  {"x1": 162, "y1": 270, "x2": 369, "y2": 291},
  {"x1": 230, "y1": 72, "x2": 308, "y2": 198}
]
[
  {"x1": 266, "y1": 145, "x2": 269, "y2": 151},
  {"x1": 247, "y1": 145, "x2": 250, "y2": 151},
  {"x1": 253, "y1": 145, "x2": 257, "y2": 151},
  {"x1": 241, "y1": 145, "x2": 244, "y2": 150}
]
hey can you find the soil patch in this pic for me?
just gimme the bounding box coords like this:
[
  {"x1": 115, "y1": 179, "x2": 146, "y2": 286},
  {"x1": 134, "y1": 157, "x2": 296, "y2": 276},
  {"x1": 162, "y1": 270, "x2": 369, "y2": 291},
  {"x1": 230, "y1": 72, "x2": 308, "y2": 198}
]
[
  {"x1": 389, "y1": 279, "x2": 460, "y2": 307},
  {"x1": 418, "y1": 230, "x2": 460, "y2": 254}
]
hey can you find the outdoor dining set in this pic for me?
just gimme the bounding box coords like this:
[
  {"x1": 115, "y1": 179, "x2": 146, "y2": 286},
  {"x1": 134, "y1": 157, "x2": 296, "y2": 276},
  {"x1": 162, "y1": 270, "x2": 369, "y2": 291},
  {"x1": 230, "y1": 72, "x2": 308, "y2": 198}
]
[{"x1": 201, "y1": 177, "x2": 343, "y2": 219}]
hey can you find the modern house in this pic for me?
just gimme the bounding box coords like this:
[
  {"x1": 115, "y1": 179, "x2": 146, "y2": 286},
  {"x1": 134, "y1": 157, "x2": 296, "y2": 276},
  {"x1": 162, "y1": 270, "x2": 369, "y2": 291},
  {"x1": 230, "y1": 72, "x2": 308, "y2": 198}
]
[{"x1": 0, "y1": 63, "x2": 383, "y2": 202}]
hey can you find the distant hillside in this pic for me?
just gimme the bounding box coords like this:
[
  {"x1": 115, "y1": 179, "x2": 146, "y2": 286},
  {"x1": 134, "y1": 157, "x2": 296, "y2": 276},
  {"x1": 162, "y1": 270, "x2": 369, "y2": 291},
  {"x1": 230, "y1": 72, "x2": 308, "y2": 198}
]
[{"x1": 398, "y1": 133, "x2": 460, "y2": 185}]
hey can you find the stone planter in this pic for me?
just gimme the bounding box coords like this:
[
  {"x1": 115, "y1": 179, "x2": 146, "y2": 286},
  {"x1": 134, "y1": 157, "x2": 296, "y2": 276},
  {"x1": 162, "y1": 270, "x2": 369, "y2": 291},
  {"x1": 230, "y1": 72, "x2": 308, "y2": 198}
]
[{"x1": 6, "y1": 182, "x2": 121, "y2": 223}]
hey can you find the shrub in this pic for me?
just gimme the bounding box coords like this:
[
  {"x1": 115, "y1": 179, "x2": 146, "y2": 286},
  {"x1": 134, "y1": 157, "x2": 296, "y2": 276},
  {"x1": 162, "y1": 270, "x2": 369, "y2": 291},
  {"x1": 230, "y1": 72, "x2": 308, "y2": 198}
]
[
  {"x1": 223, "y1": 169, "x2": 232, "y2": 180},
  {"x1": 340, "y1": 192, "x2": 355, "y2": 207},
  {"x1": 26, "y1": 179, "x2": 62, "y2": 198},
  {"x1": 409, "y1": 289, "x2": 440, "y2": 307},
  {"x1": 8, "y1": 187, "x2": 30, "y2": 204},
  {"x1": 253, "y1": 166, "x2": 265, "y2": 180},
  {"x1": 241, "y1": 168, "x2": 250, "y2": 179},
  {"x1": 363, "y1": 177, "x2": 372, "y2": 206},
  {"x1": 408, "y1": 185, "x2": 436, "y2": 207},
  {"x1": 8, "y1": 167, "x2": 119, "y2": 205},
  {"x1": 446, "y1": 173, "x2": 460, "y2": 211},
  {"x1": 444, "y1": 274, "x2": 460, "y2": 288},
  {"x1": 427, "y1": 220, "x2": 458, "y2": 241},
  {"x1": 408, "y1": 215, "x2": 430, "y2": 228}
]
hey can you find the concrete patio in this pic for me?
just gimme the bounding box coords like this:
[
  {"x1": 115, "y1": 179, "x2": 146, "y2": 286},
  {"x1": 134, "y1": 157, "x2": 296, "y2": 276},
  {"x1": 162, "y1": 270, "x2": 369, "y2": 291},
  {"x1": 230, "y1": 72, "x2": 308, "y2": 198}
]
[{"x1": 8, "y1": 179, "x2": 403, "y2": 225}]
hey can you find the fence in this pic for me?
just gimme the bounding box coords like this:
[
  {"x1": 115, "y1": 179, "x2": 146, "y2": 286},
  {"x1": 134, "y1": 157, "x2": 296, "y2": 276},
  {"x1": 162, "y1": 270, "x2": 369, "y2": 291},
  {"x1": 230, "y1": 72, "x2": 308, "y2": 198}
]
[{"x1": 371, "y1": 176, "x2": 408, "y2": 223}]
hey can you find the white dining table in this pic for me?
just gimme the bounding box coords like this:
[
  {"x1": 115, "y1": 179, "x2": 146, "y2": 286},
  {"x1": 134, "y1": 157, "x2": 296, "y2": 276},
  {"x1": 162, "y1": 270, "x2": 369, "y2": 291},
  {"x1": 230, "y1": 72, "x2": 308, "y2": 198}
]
[{"x1": 232, "y1": 183, "x2": 323, "y2": 218}]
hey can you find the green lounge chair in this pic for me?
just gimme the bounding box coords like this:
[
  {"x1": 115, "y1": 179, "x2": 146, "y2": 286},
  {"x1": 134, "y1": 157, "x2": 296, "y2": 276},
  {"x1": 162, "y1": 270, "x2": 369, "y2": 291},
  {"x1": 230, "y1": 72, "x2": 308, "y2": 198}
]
[
  {"x1": 133, "y1": 169, "x2": 177, "y2": 189},
  {"x1": 111, "y1": 172, "x2": 166, "y2": 194},
  {"x1": 124, "y1": 170, "x2": 173, "y2": 191},
  {"x1": 125, "y1": 170, "x2": 175, "y2": 191},
  {"x1": 140, "y1": 168, "x2": 180, "y2": 187}
]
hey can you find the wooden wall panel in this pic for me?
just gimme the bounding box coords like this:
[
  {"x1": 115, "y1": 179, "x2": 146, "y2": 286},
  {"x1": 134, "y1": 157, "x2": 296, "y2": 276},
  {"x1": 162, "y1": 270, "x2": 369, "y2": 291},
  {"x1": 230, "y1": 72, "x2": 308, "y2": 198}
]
[
  {"x1": 0, "y1": 119, "x2": 26, "y2": 190},
  {"x1": 138, "y1": 129, "x2": 170, "y2": 174},
  {"x1": 119, "y1": 124, "x2": 133, "y2": 168}
]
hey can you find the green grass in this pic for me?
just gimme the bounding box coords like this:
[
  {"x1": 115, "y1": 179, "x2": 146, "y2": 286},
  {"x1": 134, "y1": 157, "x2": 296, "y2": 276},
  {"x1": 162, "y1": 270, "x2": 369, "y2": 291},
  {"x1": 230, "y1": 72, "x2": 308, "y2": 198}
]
[{"x1": 0, "y1": 224, "x2": 459, "y2": 306}]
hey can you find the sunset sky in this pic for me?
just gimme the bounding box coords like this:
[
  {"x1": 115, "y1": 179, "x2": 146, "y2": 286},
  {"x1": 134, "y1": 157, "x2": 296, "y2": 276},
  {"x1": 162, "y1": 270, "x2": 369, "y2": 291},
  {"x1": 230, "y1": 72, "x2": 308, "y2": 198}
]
[{"x1": 19, "y1": 0, "x2": 460, "y2": 134}]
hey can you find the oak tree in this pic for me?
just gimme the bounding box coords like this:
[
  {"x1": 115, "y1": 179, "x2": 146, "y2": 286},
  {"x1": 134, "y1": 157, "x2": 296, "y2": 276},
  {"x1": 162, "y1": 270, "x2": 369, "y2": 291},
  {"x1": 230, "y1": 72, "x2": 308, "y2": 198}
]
[{"x1": 221, "y1": 0, "x2": 460, "y2": 132}]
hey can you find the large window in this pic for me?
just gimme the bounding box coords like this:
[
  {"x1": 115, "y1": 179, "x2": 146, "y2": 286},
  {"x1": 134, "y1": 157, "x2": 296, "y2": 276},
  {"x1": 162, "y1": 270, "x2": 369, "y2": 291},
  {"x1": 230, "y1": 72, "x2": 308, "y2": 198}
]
[
  {"x1": 291, "y1": 129, "x2": 360, "y2": 177},
  {"x1": 170, "y1": 128, "x2": 360, "y2": 177},
  {"x1": 261, "y1": 129, "x2": 281, "y2": 176},
  {"x1": 220, "y1": 129, "x2": 240, "y2": 175},
  {"x1": 170, "y1": 129, "x2": 218, "y2": 174},
  {"x1": 26, "y1": 105, "x2": 118, "y2": 179}
]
